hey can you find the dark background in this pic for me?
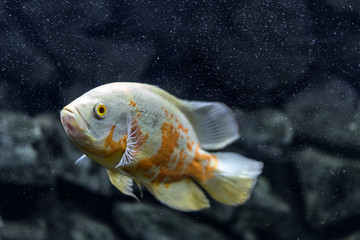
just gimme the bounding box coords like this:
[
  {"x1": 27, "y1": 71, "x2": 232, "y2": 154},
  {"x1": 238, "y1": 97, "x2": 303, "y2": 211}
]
[{"x1": 1, "y1": 0, "x2": 360, "y2": 239}]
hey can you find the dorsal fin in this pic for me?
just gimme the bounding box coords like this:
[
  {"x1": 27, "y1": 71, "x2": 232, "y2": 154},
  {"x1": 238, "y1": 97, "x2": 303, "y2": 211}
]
[{"x1": 183, "y1": 101, "x2": 239, "y2": 150}]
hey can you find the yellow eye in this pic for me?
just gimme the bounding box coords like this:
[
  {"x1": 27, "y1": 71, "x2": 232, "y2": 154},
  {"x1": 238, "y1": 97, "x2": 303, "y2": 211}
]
[{"x1": 95, "y1": 103, "x2": 107, "y2": 118}]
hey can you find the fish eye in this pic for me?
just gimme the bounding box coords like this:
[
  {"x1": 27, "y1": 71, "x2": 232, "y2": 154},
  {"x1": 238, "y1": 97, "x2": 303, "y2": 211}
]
[{"x1": 95, "y1": 103, "x2": 107, "y2": 118}]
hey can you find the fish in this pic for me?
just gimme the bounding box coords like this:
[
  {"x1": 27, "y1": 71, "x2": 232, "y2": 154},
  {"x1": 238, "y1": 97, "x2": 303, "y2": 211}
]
[{"x1": 60, "y1": 82, "x2": 263, "y2": 211}]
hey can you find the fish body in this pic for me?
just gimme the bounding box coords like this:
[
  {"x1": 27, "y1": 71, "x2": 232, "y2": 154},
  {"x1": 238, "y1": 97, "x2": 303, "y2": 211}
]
[{"x1": 60, "y1": 82, "x2": 262, "y2": 211}]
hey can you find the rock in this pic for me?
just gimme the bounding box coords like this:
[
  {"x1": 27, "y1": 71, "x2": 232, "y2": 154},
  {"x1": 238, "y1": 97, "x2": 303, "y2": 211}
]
[
  {"x1": 294, "y1": 148, "x2": 360, "y2": 229},
  {"x1": 234, "y1": 108, "x2": 294, "y2": 160},
  {"x1": 113, "y1": 202, "x2": 230, "y2": 240},
  {"x1": 0, "y1": 111, "x2": 54, "y2": 186},
  {"x1": 0, "y1": 218, "x2": 47, "y2": 240},
  {"x1": 286, "y1": 80, "x2": 360, "y2": 151},
  {"x1": 0, "y1": 81, "x2": 21, "y2": 110},
  {"x1": 337, "y1": 32, "x2": 360, "y2": 81}
]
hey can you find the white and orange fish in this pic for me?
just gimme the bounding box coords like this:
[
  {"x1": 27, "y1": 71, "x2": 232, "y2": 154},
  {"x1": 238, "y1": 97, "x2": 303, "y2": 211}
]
[{"x1": 60, "y1": 82, "x2": 262, "y2": 211}]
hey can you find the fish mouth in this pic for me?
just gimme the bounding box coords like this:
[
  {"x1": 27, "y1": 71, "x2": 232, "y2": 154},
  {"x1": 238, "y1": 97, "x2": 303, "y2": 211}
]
[{"x1": 60, "y1": 106, "x2": 88, "y2": 137}]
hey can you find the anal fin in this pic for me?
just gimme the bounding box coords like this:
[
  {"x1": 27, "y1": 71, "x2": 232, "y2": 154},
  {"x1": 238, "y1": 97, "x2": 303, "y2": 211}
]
[
  {"x1": 146, "y1": 179, "x2": 210, "y2": 211},
  {"x1": 107, "y1": 169, "x2": 139, "y2": 202}
]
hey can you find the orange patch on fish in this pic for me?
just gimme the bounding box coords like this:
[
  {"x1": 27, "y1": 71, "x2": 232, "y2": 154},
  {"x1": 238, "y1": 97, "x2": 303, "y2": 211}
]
[
  {"x1": 178, "y1": 123, "x2": 189, "y2": 134},
  {"x1": 129, "y1": 99, "x2": 136, "y2": 107},
  {"x1": 191, "y1": 145, "x2": 218, "y2": 182},
  {"x1": 136, "y1": 121, "x2": 216, "y2": 185},
  {"x1": 104, "y1": 125, "x2": 127, "y2": 155},
  {"x1": 187, "y1": 142, "x2": 193, "y2": 151}
]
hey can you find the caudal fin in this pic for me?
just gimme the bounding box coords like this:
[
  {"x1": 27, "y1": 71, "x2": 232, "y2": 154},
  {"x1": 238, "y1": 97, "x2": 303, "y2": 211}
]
[{"x1": 200, "y1": 152, "x2": 263, "y2": 205}]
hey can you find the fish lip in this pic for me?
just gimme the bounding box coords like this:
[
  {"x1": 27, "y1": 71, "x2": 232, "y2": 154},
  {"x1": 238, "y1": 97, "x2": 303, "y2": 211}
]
[{"x1": 61, "y1": 106, "x2": 88, "y2": 131}]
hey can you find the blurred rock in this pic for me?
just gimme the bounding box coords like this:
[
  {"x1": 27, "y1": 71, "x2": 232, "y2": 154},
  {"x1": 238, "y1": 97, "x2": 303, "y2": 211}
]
[
  {"x1": 286, "y1": 80, "x2": 360, "y2": 151},
  {"x1": 0, "y1": 110, "x2": 113, "y2": 195},
  {"x1": 126, "y1": 0, "x2": 217, "y2": 38},
  {"x1": 325, "y1": 0, "x2": 360, "y2": 11},
  {"x1": 0, "y1": 215, "x2": 3, "y2": 234},
  {"x1": 232, "y1": 177, "x2": 292, "y2": 239},
  {"x1": 0, "y1": 1, "x2": 155, "y2": 114},
  {"x1": 234, "y1": 108, "x2": 294, "y2": 160},
  {"x1": 127, "y1": 0, "x2": 314, "y2": 108},
  {"x1": 18, "y1": 0, "x2": 154, "y2": 85},
  {"x1": 294, "y1": 148, "x2": 360, "y2": 229},
  {"x1": 58, "y1": 41, "x2": 155, "y2": 104},
  {"x1": 214, "y1": 0, "x2": 313, "y2": 101},
  {"x1": 0, "y1": 218, "x2": 47, "y2": 240},
  {"x1": 45, "y1": 206, "x2": 118, "y2": 240},
  {"x1": 0, "y1": 26, "x2": 57, "y2": 86},
  {"x1": 247, "y1": 177, "x2": 291, "y2": 215},
  {"x1": 113, "y1": 202, "x2": 229, "y2": 240},
  {"x1": 0, "y1": 111, "x2": 54, "y2": 186},
  {"x1": 200, "y1": 201, "x2": 235, "y2": 223},
  {"x1": 67, "y1": 213, "x2": 118, "y2": 240},
  {"x1": 342, "y1": 232, "x2": 360, "y2": 240}
]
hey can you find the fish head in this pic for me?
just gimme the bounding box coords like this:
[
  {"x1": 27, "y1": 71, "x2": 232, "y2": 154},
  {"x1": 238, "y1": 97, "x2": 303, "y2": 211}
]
[{"x1": 60, "y1": 88, "x2": 128, "y2": 163}]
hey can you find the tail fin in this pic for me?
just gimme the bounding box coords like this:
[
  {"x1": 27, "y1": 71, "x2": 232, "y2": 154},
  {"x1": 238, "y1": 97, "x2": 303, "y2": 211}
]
[{"x1": 200, "y1": 152, "x2": 263, "y2": 205}]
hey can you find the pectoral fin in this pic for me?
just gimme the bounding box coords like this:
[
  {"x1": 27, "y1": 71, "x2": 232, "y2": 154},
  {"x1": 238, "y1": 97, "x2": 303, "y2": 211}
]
[
  {"x1": 107, "y1": 169, "x2": 139, "y2": 202},
  {"x1": 145, "y1": 179, "x2": 210, "y2": 211}
]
